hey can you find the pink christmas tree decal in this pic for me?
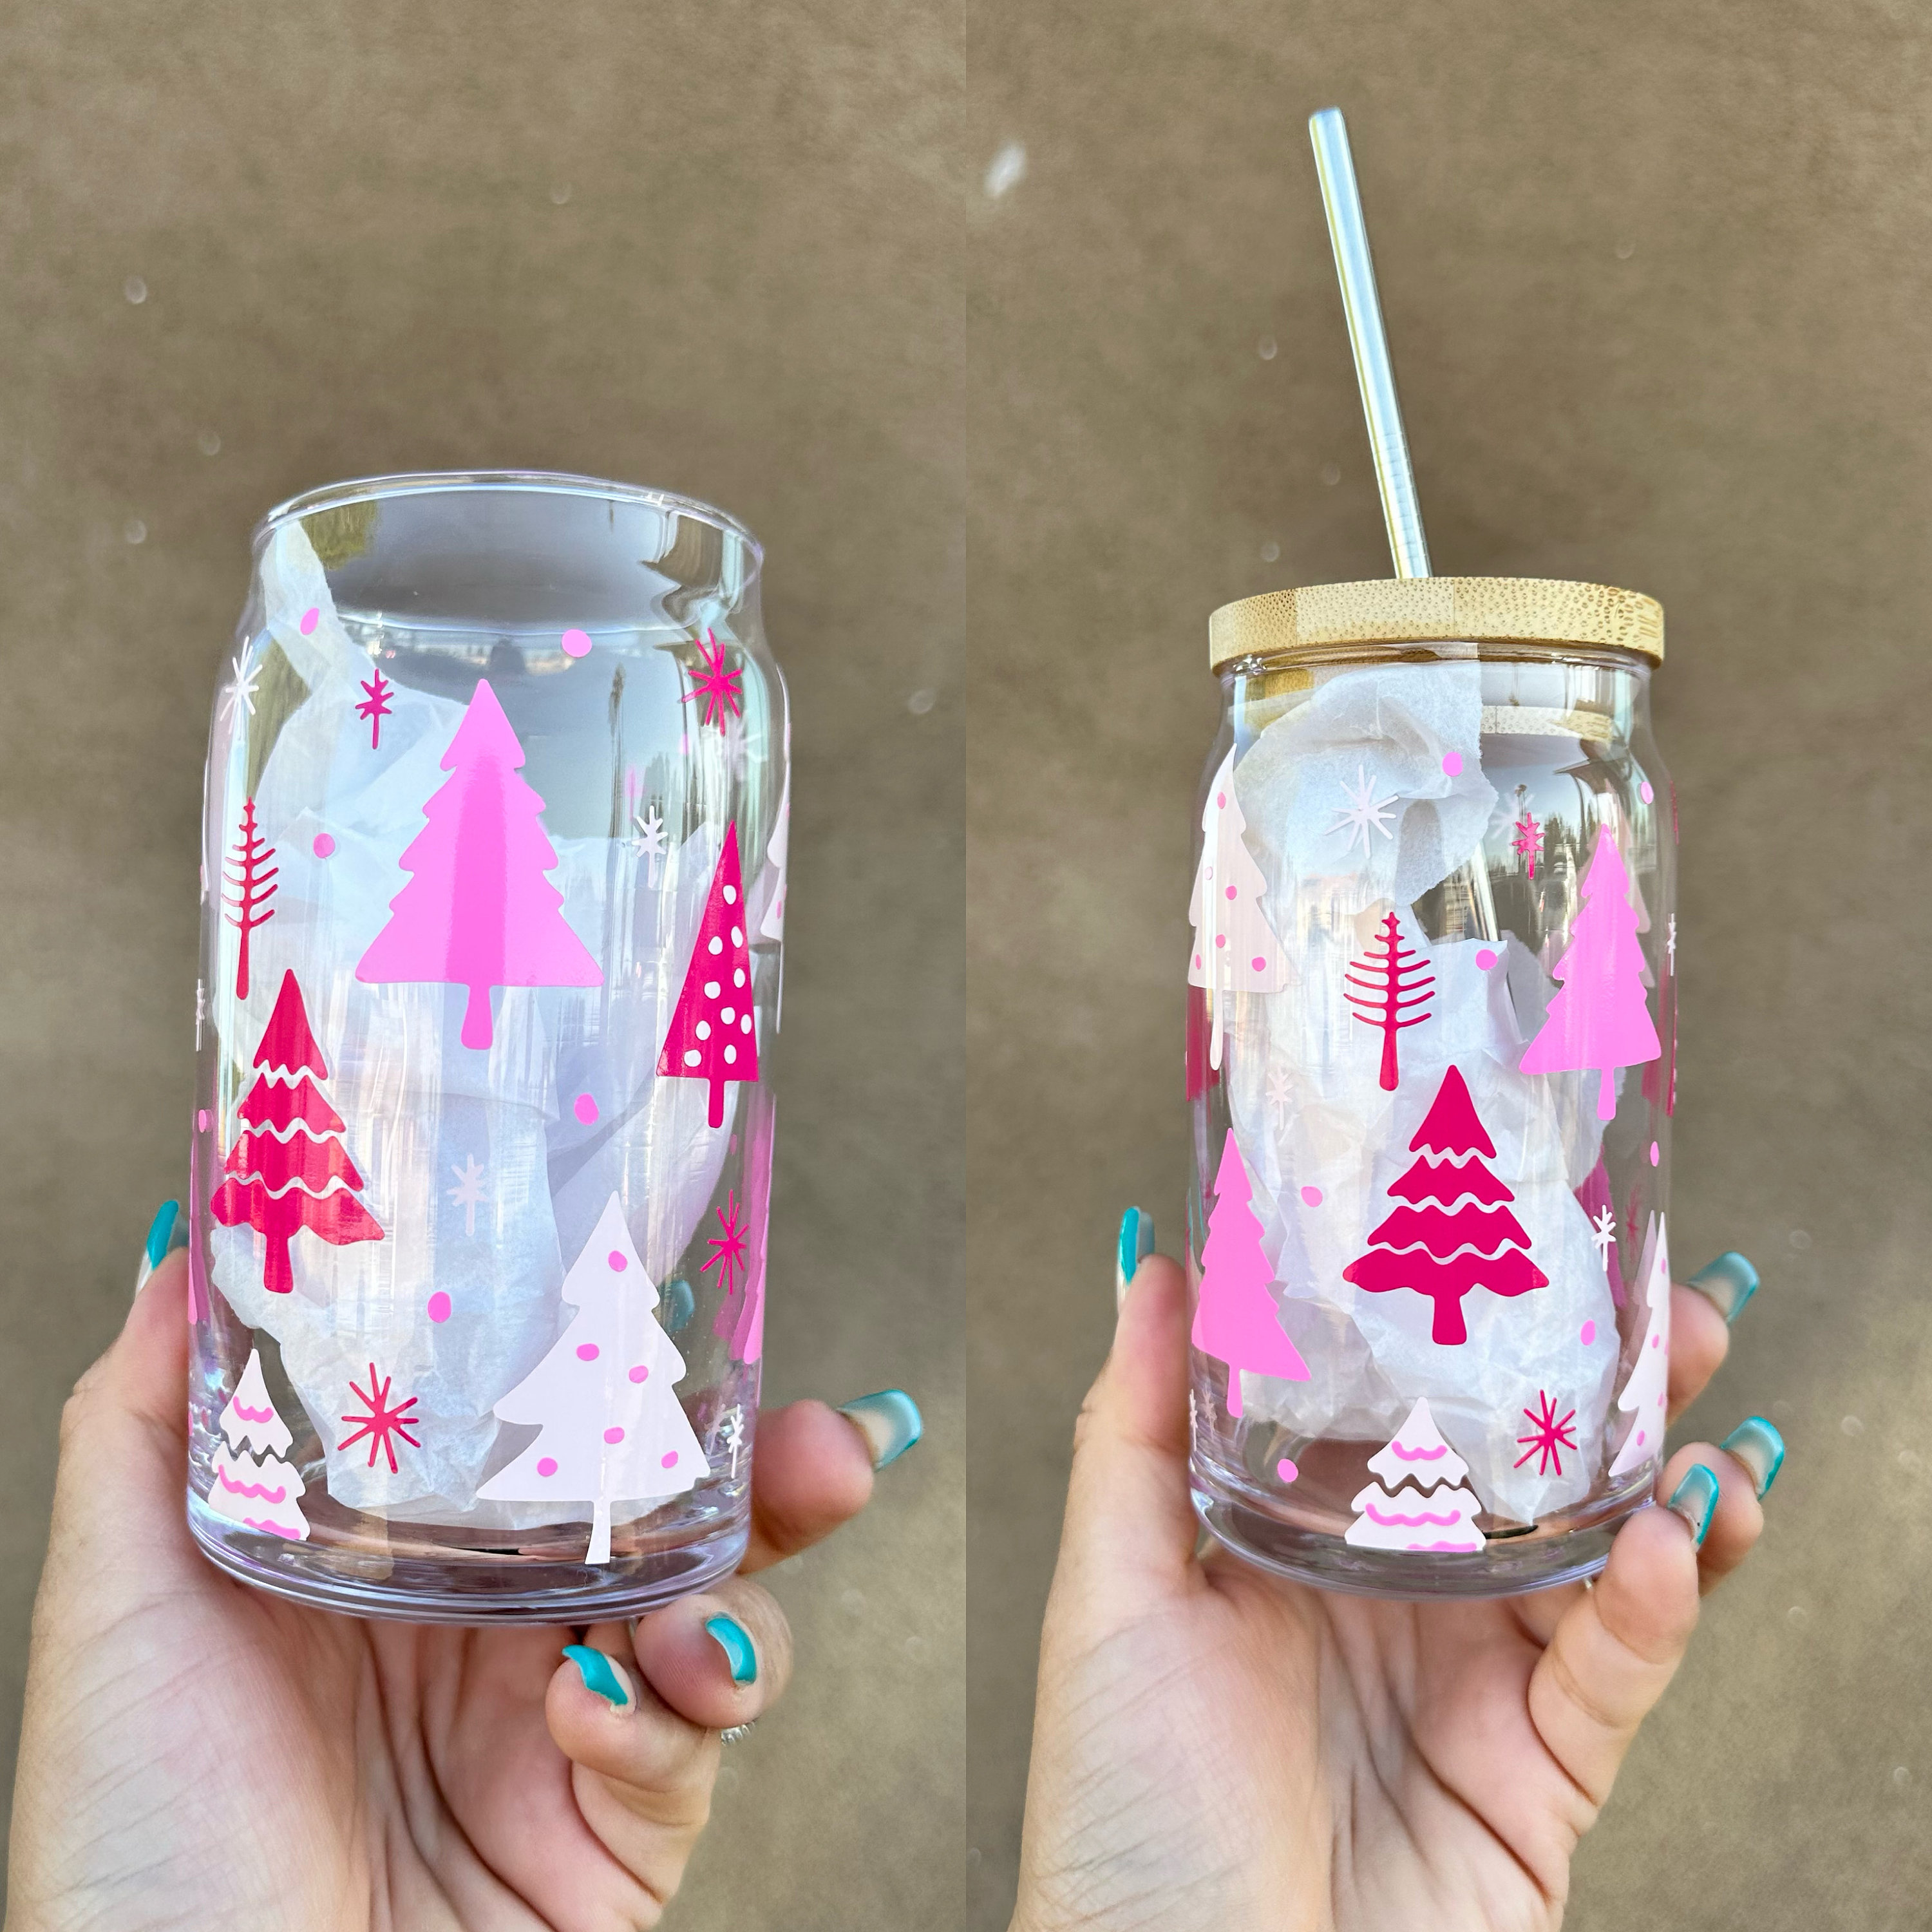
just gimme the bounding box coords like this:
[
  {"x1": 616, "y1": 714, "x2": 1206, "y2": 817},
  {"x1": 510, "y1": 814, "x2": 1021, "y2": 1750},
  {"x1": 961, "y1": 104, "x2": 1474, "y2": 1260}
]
[
  {"x1": 356, "y1": 667, "x2": 394, "y2": 749},
  {"x1": 1343, "y1": 909, "x2": 1435, "y2": 1091},
  {"x1": 658, "y1": 822, "x2": 759, "y2": 1128},
  {"x1": 1192, "y1": 1131, "x2": 1308, "y2": 1417},
  {"x1": 1187, "y1": 746, "x2": 1292, "y2": 1070},
  {"x1": 222, "y1": 797, "x2": 278, "y2": 999},
  {"x1": 355, "y1": 678, "x2": 602, "y2": 1050},
  {"x1": 210, "y1": 970, "x2": 384, "y2": 1295},
  {"x1": 478, "y1": 1193, "x2": 706, "y2": 1564},
  {"x1": 1343, "y1": 1065, "x2": 1547, "y2": 1346},
  {"x1": 1512, "y1": 807, "x2": 1542, "y2": 880},
  {"x1": 1518, "y1": 824, "x2": 1660, "y2": 1120}
]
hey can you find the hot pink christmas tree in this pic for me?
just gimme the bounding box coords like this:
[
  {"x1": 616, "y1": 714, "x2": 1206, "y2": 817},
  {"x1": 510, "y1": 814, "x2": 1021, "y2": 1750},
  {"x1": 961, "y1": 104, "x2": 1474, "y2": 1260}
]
[
  {"x1": 355, "y1": 678, "x2": 602, "y2": 1050},
  {"x1": 478, "y1": 1192, "x2": 707, "y2": 1563},
  {"x1": 1187, "y1": 747, "x2": 1291, "y2": 1070},
  {"x1": 658, "y1": 822, "x2": 759, "y2": 1128},
  {"x1": 1343, "y1": 909, "x2": 1435, "y2": 1091},
  {"x1": 1192, "y1": 1131, "x2": 1307, "y2": 1417},
  {"x1": 210, "y1": 970, "x2": 384, "y2": 1295},
  {"x1": 1343, "y1": 1065, "x2": 1546, "y2": 1345},
  {"x1": 1519, "y1": 824, "x2": 1660, "y2": 1121}
]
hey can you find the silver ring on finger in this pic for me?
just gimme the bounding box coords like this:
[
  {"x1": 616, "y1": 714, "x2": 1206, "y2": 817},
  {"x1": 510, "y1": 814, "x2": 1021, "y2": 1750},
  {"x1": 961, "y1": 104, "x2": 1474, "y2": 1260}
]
[{"x1": 718, "y1": 1720, "x2": 758, "y2": 1745}]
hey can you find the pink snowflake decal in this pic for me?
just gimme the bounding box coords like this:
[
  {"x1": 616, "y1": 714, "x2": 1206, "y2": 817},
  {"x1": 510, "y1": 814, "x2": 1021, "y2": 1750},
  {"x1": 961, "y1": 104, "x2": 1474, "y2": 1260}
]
[
  {"x1": 699, "y1": 1189, "x2": 751, "y2": 1300},
  {"x1": 1513, "y1": 1388, "x2": 1578, "y2": 1476},
  {"x1": 1511, "y1": 809, "x2": 1542, "y2": 880},
  {"x1": 338, "y1": 1363, "x2": 422, "y2": 1473},
  {"x1": 679, "y1": 629, "x2": 743, "y2": 731},
  {"x1": 356, "y1": 667, "x2": 395, "y2": 750}
]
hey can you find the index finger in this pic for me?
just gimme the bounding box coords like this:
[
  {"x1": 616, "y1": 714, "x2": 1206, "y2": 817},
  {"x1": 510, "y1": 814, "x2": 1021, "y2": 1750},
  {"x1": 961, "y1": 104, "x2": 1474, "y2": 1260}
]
[{"x1": 739, "y1": 1398, "x2": 882, "y2": 1572}]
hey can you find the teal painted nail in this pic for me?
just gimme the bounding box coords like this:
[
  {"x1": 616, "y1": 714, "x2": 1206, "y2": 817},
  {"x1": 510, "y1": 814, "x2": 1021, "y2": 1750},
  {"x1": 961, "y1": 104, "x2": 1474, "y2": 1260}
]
[
  {"x1": 135, "y1": 1201, "x2": 180, "y2": 1295},
  {"x1": 1115, "y1": 1206, "x2": 1155, "y2": 1306},
  {"x1": 562, "y1": 1643, "x2": 634, "y2": 1710},
  {"x1": 705, "y1": 1614, "x2": 758, "y2": 1685},
  {"x1": 837, "y1": 1390, "x2": 923, "y2": 1470},
  {"x1": 1667, "y1": 1463, "x2": 1721, "y2": 1547},
  {"x1": 1688, "y1": 1251, "x2": 1759, "y2": 1324},
  {"x1": 1721, "y1": 1416, "x2": 1785, "y2": 1499},
  {"x1": 662, "y1": 1276, "x2": 695, "y2": 1332}
]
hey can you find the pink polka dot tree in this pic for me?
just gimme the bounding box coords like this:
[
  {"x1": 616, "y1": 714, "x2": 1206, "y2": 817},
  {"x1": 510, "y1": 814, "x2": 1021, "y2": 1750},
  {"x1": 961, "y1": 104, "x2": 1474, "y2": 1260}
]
[
  {"x1": 478, "y1": 1191, "x2": 706, "y2": 1563},
  {"x1": 1187, "y1": 746, "x2": 1292, "y2": 1070},
  {"x1": 657, "y1": 820, "x2": 760, "y2": 1128}
]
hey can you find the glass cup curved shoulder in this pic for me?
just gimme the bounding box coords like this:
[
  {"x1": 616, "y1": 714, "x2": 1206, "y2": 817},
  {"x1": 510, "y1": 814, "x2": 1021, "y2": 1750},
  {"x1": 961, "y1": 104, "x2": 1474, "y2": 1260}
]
[
  {"x1": 188, "y1": 473, "x2": 787, "y2": 1622},
  {"x1": 1187, "y1": 642, "x2": 1675, "y2": 1596}
]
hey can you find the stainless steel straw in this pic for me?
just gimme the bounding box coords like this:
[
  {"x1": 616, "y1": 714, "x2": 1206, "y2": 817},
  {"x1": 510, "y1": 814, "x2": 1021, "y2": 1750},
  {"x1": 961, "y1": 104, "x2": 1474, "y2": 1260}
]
[{"x1": 1308, "y1": 107, "x2": 1432, "y2": 579}]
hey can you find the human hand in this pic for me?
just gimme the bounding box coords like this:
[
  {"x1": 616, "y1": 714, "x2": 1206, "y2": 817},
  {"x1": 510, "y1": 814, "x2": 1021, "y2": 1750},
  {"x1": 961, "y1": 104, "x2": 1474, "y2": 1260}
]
[
  {"x1": 6, "y1": 1219, "x2": 922, "y2": 1931},
  {"x1": 1012, "y1": 1229, "x2": 1776, "y2": 1932}
]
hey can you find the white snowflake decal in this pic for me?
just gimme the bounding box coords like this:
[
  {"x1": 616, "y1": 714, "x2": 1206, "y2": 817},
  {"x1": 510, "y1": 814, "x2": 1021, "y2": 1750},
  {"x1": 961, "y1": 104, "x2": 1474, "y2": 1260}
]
[
  {"x1": 1589, "y1": 1204, "x2": 1617, "y2": 1269},
  {"x1": 1265, "y1": 1059, "x2": 1293, "y2": 1130},
  {"x1": 712, "y1": 1405, "x2": 747, "y2": 1477},
  {"x1": 217, "y1": 649, "x2": 261, "y2": 725},
  {"x1": 629, "y1": 806, "x2": 668, "y2": 886},
  {"x1": 194, "y1": 978, "x2": 205, "y2": 1051},
  {"x1": 447, "y1": 1155, "x2": 487, "y2": 1237},
  {"x1": 1666, "y1": 913, "x2": 1676, "y2": 970},
  {"x1": 1329, "y1": 763, "x2": 1399, "y2": 859}
]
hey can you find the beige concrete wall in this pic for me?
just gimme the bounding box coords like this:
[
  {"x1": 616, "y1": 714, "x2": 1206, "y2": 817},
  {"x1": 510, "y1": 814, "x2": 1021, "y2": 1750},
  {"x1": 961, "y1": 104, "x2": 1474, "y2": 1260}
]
[
  {"x1": 969, "y1": 5, "x2": 1932, "y2": 1927},
  {"x1": 0, "y1": 6, "x2": 961, "y2": 1927}
]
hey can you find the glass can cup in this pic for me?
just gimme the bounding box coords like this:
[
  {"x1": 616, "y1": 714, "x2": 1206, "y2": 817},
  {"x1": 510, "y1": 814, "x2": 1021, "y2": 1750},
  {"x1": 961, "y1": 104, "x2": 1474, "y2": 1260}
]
[
  {"x1": 187, "y1": 472, "x2": 786, "y2": 1623},
  {"x1": 1186, "y1": 577, "x2": 1674, "y2": 1597}
]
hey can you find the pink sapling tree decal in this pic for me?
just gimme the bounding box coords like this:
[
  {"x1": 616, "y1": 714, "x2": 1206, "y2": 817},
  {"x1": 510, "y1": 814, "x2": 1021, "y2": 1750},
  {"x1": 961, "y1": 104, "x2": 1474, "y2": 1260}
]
[
  {"x1": 478, "y1": 1193, "x2": 706, "y2": 1564},
  {"x1": 1511, "y1": 807, "x2": 1542, "y2": 880},
  {"x1": 1192, "y1": 1131, "x2": 1308, "y2": 1416},
  {"x1": 1518, "y1": 824, "x2": 1660, "y2": 1120},
  {"x1": 355, "y1": 678, "x2": 603, "y2": 1050},
  {"x1": 1187, "y1": 746, "x2": 1292, "y2": 1070},
  {"x1": 207, "y1": 1348, "x2": 309, "y2": 1540},
  {"x1": 210, "y1": 970, "x2": 384, "y2": 1295},
  {"x1": 680, "y1": 629, "x2": 743, "y2": 731},
  {"x1": 1346, "y1": 1398, "x2": 1485, "y2": 1551},
  {"x1": 1343, "y1": 1065, "x2": 1547, "y2": 1346},
  {"x1": 1343, "y1": 909, "x2": 1435, "y2": 1091},
  {"x1": 658, "y1": 822, "x2": 759, "y2": 1128},
  {"x1": 356, "y1": 667, "x2": 395, "y2": 749},
  {"x1": 222, "y1": 798, "x2": 278, "y2": 1000}
]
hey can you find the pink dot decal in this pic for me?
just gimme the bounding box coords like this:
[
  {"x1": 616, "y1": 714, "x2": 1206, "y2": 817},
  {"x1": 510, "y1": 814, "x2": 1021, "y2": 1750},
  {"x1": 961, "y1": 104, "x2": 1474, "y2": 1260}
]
[
  {"x1": 1475, "y1": 947, "x2": 1498, "y2": 971},
  {"x1": 196, "y1": 1108, "x2": 211, "y2": 1132},
  {"x1": 573, "y1": 1092, "x2": 599, "y2": 1124},
  {"x1": 607, "y1": 1249, "x2": 627, "y2": 1272},
  {"x1": 1276, "y1": 1458, "x2": 1299, "y2": 1483},
  {"x1": 603, "y1": 1426, "x2": 625, "y2": 1444},
  {"x1": 1250, "y1": 955, "x2": 1267, "y2": 973},
  {"x1": 576, "y1": 1343, "x2": 600, "y2": 1361},
  {"x1": 628, "y1": 1364, "x2": 648, "y2": 1383},
  {"x1": 1580, "y1": 1319, "x2": 1596, "y2": 1345},
  {"x1": 1650, "y1": 1141, "x2": 1661, "y2": 1166},
  {"x1": 1300, "y1": 1185, "x2": 1323, "y2": 1207},
  {"x1": 427, "y1": 1291, "x2": 452, "y2": 1323},
  {"x1": 561, "y1": 627, "x2": 592, "y2": 659},
  {"x1": 537, "y1": 1457, "x2": 558, "y2": 1477},
  {"x1": 1442, "y1": 752, "x2": 1463, "y2": 776},
  {"x1": 1640, "y1": 780, "x2": 1655, "y2": 803},
  {"x1": 1224, "y1": 884, "x2": 1237, "y2": 901},
  {"x1": 312, "y1": 832, "x2": 336, "y2": 858},
  {"x1": 299, "y1": 607, "x2": 319, "y2": 636},
  {"x1": 660, "y1": 1450, "x2": 679, "y2": 1468}
]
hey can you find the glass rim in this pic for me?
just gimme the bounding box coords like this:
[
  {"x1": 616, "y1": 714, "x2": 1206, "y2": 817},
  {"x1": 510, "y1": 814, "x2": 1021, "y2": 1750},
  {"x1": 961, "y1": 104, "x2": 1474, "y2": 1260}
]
[{"x1": 254, "y1": 469, "x2": 764, "y2": 566}]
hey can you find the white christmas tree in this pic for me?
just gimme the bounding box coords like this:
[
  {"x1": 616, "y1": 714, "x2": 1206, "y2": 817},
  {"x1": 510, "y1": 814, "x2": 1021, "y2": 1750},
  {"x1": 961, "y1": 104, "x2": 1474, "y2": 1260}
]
[
  {"x1": 207, "y1": 1348, "x2": 310, "y2": 1541},
  {"x1": 1188, "y1": 745, "x2": 1292, "y2": 1069},
  {"x1": 478, "y1": 1191, "x2": 707, "y2": 1563},
  {"x1": 1346, "y1": 1397, "x2": 1486, "y2": 1552},
  {"x1": 1609, "y1": 1215, "x2": 1671, "y2": 1477}
]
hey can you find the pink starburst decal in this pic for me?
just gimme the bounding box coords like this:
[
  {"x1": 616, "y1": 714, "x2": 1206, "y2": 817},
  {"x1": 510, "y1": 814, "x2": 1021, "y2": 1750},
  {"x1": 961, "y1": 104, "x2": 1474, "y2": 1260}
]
[
  {"x1": 1513, "y1": 1388, "x2": 1578, "y2": 1476},
  {"x1": 679, "y1": 629, "x2": 743, "y2": 732},
  {"x1": 1511, "y1": 809, "x2": 1542, "y2": 880},
  {"x1": 356, "y1": 667, "x2": 395, "y2": 750},
  {"x1": 338, "y1": 1363, "x2": 421, "y2": 1473},
  {"x1": 699, "y1": 1189, "x2": 750, "y2": 1299}
]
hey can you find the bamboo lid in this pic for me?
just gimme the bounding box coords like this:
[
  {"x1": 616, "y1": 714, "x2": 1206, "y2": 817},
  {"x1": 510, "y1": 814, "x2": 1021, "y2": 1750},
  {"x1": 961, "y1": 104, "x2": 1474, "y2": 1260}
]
[{"x1": 1208, "y1": 576, "x2": 1664, "y2": 672}]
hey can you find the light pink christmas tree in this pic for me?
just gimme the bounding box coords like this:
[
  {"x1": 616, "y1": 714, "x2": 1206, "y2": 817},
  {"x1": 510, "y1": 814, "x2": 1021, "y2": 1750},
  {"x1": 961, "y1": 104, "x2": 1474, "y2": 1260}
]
[
  {"x1": 1188, "y1": 747, "x2": 1291, "y2": 1070},
  {"x1": 356, "y1": 678, "x2": 602, "y2": 1050},
  {"x1": 207, "y1": 1348, "x2": 310, "y2": 1540},
  {"x1": 1609, "y1": 1215, "x2": 1671, "y2": 1477},
  {"x1": 1519, "y1": 824, "x2": 1660, "y2": 1120},
  {"x1": 478, "y1": 1192, "x2": 706, "y2": 1564},
  {"x1": 1193, "y1": 1131, "x2": 1308, "y2": 1417},
  {"x1": 1346, "y1": 1398, "x2": 1486, "y2": 1552},
  {"x1": 658, "y1": 822, "x2": 759, "y2": 1128}
]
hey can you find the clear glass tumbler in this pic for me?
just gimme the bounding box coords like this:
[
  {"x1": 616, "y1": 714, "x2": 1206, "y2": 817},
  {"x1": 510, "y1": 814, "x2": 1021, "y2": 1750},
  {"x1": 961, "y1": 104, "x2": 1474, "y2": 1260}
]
[
  {"x1": 1187, "y1": 577, "x2": 1674, "y2": 1596},
  {"x1": 187, "y1": 472, "x2": 786, "y2": 1622}
]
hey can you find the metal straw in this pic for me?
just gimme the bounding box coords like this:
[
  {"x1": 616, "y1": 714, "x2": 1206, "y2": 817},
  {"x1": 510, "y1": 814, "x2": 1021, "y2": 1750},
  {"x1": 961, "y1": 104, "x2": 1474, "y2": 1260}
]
[{"x1": 1308, "y1": 106, "x2": 1431, "y2": 578}]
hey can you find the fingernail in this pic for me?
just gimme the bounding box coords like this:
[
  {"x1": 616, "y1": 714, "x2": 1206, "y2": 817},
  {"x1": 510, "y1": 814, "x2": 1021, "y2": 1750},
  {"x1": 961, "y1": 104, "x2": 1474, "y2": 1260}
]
[
  {"x1": 662, "y1": 1276, "x2": 695, "y2": 1332},
  {"x1": 135, "y1": 1201, "x2": 180, "y2": 1296},
  {"x1": 704, "y1": 1614, "x2": 758, "y2": 1685},
  {"x1": 1687, "y1": 1251, "x2": 1759, "y2": 1324},
  {"x1": 562, "y1": 1643, "x2": 635, "y2": 1711},
  {"x1": 837, "y1": 1390, "x2": 923, "y2": 1470},
  {"x1": 1115, "y1": 1206, "x2": 1155, "y2": 1309},
  {"x1": 1720, "y1": 1416, "x2": 1785, "y2": 1499},
  {"x1": 1667, "y1": 1463, "x2": 1721, "y2": 1547}
]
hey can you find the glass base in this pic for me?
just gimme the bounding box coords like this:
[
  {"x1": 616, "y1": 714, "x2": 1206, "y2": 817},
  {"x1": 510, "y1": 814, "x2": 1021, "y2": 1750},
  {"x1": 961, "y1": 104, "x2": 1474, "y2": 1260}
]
[
  {"x1": 1193, "y1": 1464, "x2": 1644, "y2": 1600},
  {"x1": 188, "y1": 1493, "x2": 748, "y2": 1625}
]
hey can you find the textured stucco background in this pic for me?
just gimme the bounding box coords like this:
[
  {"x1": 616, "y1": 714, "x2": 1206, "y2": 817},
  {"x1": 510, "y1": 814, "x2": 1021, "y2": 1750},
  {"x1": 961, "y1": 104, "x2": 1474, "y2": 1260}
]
[
  {"x1": 969, "y1": 5, "x2": 1932, "y2": 1928},
  {"x1": 0, "y1": 6, "x2": 962, "y2": 1927}
]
